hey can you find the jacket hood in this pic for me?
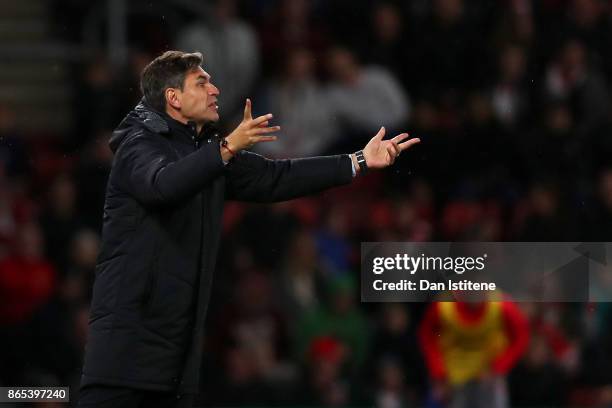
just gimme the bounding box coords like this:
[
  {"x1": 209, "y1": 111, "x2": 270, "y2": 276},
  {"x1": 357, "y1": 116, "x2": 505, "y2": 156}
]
[{"x1": 109, "y1": 98, "x2": 169, "y2": 153}]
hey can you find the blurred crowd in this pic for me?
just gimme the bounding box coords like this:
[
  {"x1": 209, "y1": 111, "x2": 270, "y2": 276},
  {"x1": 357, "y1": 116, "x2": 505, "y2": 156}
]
[{"x1": 2, "y1": 0, "x2": 612, "y2": 406}]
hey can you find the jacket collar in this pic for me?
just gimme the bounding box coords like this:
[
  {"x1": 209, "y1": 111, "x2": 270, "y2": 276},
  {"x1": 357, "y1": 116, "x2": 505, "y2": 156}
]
[
  {"x1": 133, "y1": 98, "x2": 170, "y2": 134},
  {"x1": 135, "y1": 98, "x2": 219, "y2": 142}
]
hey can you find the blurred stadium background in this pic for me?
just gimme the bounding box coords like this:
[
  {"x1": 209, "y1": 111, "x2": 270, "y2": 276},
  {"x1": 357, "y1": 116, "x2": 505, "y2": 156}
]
[{"x1": 1, "y1": 0, "x2": 612, "y2": 406}]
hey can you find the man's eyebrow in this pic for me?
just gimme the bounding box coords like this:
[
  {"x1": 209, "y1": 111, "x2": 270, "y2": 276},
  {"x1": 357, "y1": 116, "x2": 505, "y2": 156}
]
[{"x1": 196, "y1": 74, "x2": 210, "y2": 82}]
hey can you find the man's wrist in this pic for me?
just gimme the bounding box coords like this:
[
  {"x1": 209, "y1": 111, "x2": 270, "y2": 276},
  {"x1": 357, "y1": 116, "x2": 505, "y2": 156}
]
[
  {"x1": 220, "y1": 137, "x2": 237, "y2": 163},
  {"x1": 350, "y1": 153, "x2": 360, "y2": 177}
]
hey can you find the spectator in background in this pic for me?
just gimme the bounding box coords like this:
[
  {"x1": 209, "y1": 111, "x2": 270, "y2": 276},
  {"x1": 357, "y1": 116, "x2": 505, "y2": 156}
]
[
  {"x1": 211, "y1": 271, "x2": 294, "y2": 404},
  {"x1": 74, "y1": 55, "x2": 120, "y2": 149},
  {"x1": 492, "y1": 0, "x2": 535, "y2": 53},
  {"x1": 368, "y1": 194, "x2": 433, "y2": 241},
  {"x1": 0, "y1": 223, "x2": 56, "y2": 384},
  {"x1": 296, "y1": 275, "x2": 369, "y2": 373},
  {"x1": 517, "y1": 181, "x2": 572, "y2": 240},
  {"x1": 524, "y1": 102, "x2": 585, "y2": 185},
  {"x1": 440, "y1": 199, "x2": 503, "y2": 241},
  {"x1": 419, "y1": 296, "x2": 529, "y2": 408},
  {"x1": 509, "y1": 334, "x2": 568, "y2": 407},
  {"x1": 275, "y1": 228, "x2": 327, "y2": 322},
  {"x1": 411, "y1": 0, "x2": 483, "y2": 98},
  {"x1": 392, "y1": 193, "x2": 434, "y2": 242},
  {"x1": 25, "y1": 230, "x2": 98, "y2": 391},
  {"x1": 520, "y1": 303, "x2": 580, "y2": 373},
  {"x1": 362, "y1": 3, "x2": 411, "y2": 89},
  {"x1": 544, "y1": 39, "x2": 611, "y2": 135},
  {"x1": 405, "y1": 98, "x2": 452, "y2": 183},
  {"x1": 585, "y1": 99, "x2": 612, "y2": 177},
  {"x1": 584, "y1": 168, "x2": 612, "y2": 240},
  {"x1": 39, "y1": 175, "x2": 82, "y2": 273},
  {"x1": 315, "y1": 206, "x2": 352, "y2": 275},
  {"x1": 0, "y1": 222, "x2": 56, "y2": 325},
  {"x1": 0, "y1": 105, "x2": 30, "y2": 178},
  {"x1": 224, "y1": 203, "x2": 301, "y2": 270},
  {"x1": 0, "y1": 177, "x2": 18, "y2": 256},
  {"x1": 117, "y1": 50, "x2": 156, "y2": 110},
  {"x1": 326, "y1": 47, "x2": 410, "y2": 146},
  {"x1": 365, "y1": 304, "x2": 426, "y2": 406},
  {"x1": 255, "y1": 48, "x2": 339, "y2": 158},
  {"x1": 175, "y1": 0, "x2": 259, "y2": 120},
  {"x1": 298, "y1": 335, "x2": 354, "y2": 407},
  {"x1": 258, "y1": 0, "x2": 329, "y2": 76},
  {"x1": 65, "y1": 229, "x2": 99, "y2": 303},
  {"x1": 210, "y1": 346, "x2": 274, "y2": 406},
  {"x1": 556, "y1": 0, "x2": 610, "y2": 70},
  {"x1": 491, "y1": 44, "x2": 532, "y2": 129},
  {"x1": 74, "y1": 132, "x2": 112, "y2": 231},
  {"x1": 457, "y1": 91, "x2": 508, "y2": 182},
  {"x1": 373, "y1": 358, "x2": 412, "y2": 408}
]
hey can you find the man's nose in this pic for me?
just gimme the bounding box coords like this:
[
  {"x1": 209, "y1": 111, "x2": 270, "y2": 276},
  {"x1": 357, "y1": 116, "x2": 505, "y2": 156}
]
[{"x1": 208, "y1": 83, "x2": 220, "y2": 96}]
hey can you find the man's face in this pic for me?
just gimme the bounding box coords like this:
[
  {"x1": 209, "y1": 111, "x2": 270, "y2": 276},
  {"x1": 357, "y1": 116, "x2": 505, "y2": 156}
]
[{"x1": 174, "y1": 66, "x2": 220, "y2": 123}]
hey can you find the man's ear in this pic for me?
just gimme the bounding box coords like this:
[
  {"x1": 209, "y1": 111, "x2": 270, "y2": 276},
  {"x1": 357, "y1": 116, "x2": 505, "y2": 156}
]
[{"x1": 165, "y1": 88, "x2": 181, "y2": 110}]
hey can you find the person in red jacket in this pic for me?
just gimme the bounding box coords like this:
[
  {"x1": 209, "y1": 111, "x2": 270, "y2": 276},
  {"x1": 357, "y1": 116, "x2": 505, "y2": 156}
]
[
  {"x1": 418, "y1": 295, "x2": 529, "y2": 408},
  {"x1": 0, "y1": 222, "x2": 56, "y2": 325}
]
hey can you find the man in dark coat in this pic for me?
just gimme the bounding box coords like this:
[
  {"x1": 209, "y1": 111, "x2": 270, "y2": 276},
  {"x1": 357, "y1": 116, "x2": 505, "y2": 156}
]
[{"x1": 77, "y1": 50, "x2": 419, "y2": 407}]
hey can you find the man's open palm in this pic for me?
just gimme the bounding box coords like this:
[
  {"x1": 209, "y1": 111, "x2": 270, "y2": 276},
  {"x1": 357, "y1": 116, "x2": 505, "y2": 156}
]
[{"x1": 363, "y1": 126, "x2": 420, "y2": 169}]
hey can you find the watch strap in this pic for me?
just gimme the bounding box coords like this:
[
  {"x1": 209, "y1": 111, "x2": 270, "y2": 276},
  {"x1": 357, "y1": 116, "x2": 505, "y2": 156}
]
[{"x1": 355, "y1": 150, "x2": 368, "y2": 174}]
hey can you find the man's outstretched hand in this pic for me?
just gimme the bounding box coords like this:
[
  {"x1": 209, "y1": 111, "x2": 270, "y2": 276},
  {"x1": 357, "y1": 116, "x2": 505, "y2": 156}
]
[
  {"x1": 352, "y1": 126, "x2": 420, "y2": 173},
  {"x1": 222, "y1": 99, "x2": 279, "y2": 161}
]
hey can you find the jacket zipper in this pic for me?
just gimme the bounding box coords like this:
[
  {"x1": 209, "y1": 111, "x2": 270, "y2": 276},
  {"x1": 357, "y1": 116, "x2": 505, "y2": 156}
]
[{"x1": 176, "y1": 129, "x2": 206, "y2": 391}]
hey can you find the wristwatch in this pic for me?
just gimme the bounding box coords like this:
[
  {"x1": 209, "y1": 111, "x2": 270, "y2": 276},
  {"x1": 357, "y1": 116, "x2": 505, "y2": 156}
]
[{"x1": 355, "y1": 150, "x2": 368, "y2": 174}]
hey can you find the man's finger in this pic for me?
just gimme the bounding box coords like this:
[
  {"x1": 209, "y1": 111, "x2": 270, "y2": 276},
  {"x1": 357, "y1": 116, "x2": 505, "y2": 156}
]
[
  {"x1": 251, "y1": 113, "x2": 273, "y2": 127},
  {"x1": 252, "y1": 135, "x2": 278, "y2": 143},
  {"x1": 374, "y1": 126, "x2": 386, "y2": 141},
  {"x1": 243, "y1": 98, "x2": 252, "y2": 121},
  {"x1": 390, "y1": 141, "x2": 401, "y2": 156},
  {"x1": 391, "y1": 133, "x2": 410, "y2": 143},
  {"x1": 255, "y1": 126, "x2": 281, "y2": 135},
  {"x1": 398, "y1": 137, "x2": 421, "y2": 151}
]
